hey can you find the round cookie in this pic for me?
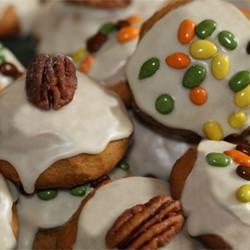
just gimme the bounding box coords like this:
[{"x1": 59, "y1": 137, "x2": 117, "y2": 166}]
[
  {"x1": 170, "y1": 140, "x2": 250, "y2": 249},
  {"x1": 15, "y1": 166, "x2": 130, "y2": 249},
  {"x1": 0, "y1": 55, "x2": 133, "y2": 193},
  {"x1": 66, "y1": 0, "x2": 131, "y2": 8},
  {"x1": 126, "y1": 0, "x2": 250, "y2": 143},
  {"x1": 33, "y1": 177, "x2": 201, "y2": 249},
  {"x1": 34, "y1": 0, "x2": 167, "y2": 54},
  {"x1": 0, "y1": 0, "x2": 41, "y2": 38},
  {"x1": 0, "y1": 174, "x2": 18, "y2": 249},
  {"x1": 0, "y1": 43, "x2": 24, "y2": 92}
]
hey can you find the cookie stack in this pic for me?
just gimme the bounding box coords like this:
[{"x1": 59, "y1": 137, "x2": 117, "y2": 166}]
[{"x1": 0, "y1": 0, "x2": 249, "y2": 249}]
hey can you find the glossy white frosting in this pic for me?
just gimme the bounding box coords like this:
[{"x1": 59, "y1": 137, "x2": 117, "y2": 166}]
[
  {"x1": 16, "y1": 167, "x2": 130, "y2": 249},
  {"x1": 0, "y1": 0, "x2": 41, "y2": 34},
  {"x1": 0, "y1": 47, "x2": 24, "y2": 91},
  {"x1": 73, "y1": 176, "x2": 200, "y2": 249},
  {"x1": 0, "y1": 174, "x2": 16, "y2": 250},
  {"x1": 127, "y1": 112, "x2": 191, "y2": 178},
  {"x1": 0, "y1": 72, "x2": 133, "y2": 193},
  {"x1": 126, "y1": 0, "x2": 250, "y2": 138},
  {"x1": 182, "y1": 140, "x2": 250, "y2": 249},
  {"x1": 34, "y1": 0, "x2": 167, "y2": 54}
]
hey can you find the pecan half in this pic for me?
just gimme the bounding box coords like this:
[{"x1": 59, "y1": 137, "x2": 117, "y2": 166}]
[
  {"x1": 106, "y1": 195, "x2": 184, "y2": 250},
  {"x1": 0, "y1": 62, "x2": 22, "y2": 79},
  {"x1": 26, "y1": 54, "x2": 77, "y2": 110}
]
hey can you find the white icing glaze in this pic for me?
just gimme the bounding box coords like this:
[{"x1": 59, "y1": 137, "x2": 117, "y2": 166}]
[
  {"x1": 0, "y1": 46, "x2": 24, "y2": 91},
  {"x1": 127, "y1": 112, "x2": 191, "y2": 178},
  {"x1": 73, "y1": 176, "x2": 200, "y2": 249},
  {"x1": 182, "y1": 140, "x2": 250, "y2": 249},
  {"x1": 0, "y1": 174, "x2": 16, "y2": 250},
  {"x1": 0, "y1": 72, "x2": 133, "y2": 193},
  {"x1": 34, "y1": 0, "x2": 167, "y2": 54},
  {"x1": 16, "y1": 167, "x2": 130, "y2": 249},
  {"x1": 0, "y1": 0, "x2": 41, "y2": 34},
  {"x1": 126, "y1": 0, "x2": 250, "y2": 138}
]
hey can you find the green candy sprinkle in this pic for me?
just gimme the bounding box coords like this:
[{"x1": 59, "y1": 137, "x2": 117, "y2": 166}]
[
  {"x1": 229, "y1": 71, "x2": 250, "y2": 92},
  {"x1": 70, "y1": 185, "x2": 88, "y2": 197},
  {"x1": 99, "y1": 22, "x2": 116, "y2": 35},
  {"x1": 139, "y1": 57, "x2": 160, "y2": 80},
  {"x1": 0, "y1": 43, "x2": 4, "y2": 50},
  {"x1": 183, "y1": 64, "x2": 206, "y2": 89},
  {"x1": 196, "y1": 19, "x2": 217, "y2": 39},
  {"x1": 206, "y1": 152, "x2": 231, "y2": 167},
  {"x1": 155, "y1": 94, "x2": 174, "y2": 114},
  {"x1": 118, "y1": 161, "x2": 130, "y2": 171},
  {"x1": 37, "y1": 189, "x2": 58, "y2": 201},
  {"x1": 218, "y1": 31, "x2": 237, "y2": 50},
  {"x1": 0, "y1": 54, "x2": 5, "y2": 63}
]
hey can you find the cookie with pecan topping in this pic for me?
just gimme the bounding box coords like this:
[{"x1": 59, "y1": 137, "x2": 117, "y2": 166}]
[
  {"x1": 32, "y1": 177, "x2": 201, "y2": 249},
  {"x1": 66, "y1": 0, "x2": 131, "y2": 8}
]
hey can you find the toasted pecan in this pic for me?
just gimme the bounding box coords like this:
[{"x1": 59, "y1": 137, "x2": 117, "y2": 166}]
[{"x1": 106, "y1": 195, "x2": 184, "y2": 250}]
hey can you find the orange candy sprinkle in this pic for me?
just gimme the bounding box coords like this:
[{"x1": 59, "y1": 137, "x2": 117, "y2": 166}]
[
  {"x1": 224, "y1": 150, "x2": 250, "y2": 167},
  {"x1": 178, "y1": 19, "x2": 195, "y2": 44},
  {"x1": 80, "y1": 55, "x2": 95, "y2": 74},
  {"x1": 127, "y1": 15, "x2": 144, "y2": 24},
  {"x1": 189, "y1": 87, "x2": 208, "y2": 105},
  {"x1": 165, "y1": 52, "x2": 191, "y2": 69},
  {"x1": 117, "y1": 26, "x2": 139, "y2": 44}
]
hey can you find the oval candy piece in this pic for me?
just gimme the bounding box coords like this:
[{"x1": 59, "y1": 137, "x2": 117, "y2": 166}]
[
  {"x1": 228, "y1": 112, "x2": 247, "y2": 129},
  {"x1": 178, "y1": 19, "x2": 195, "y2": 44},
  {"x1": 206, "y1": 152, "x2": 231, "y2": 167},
  {"x1": 37, "y1": 189, "x2": 58, "y2": 201},
  {"x1": 236, "y1": 184, "x2": 250, "y2": 203},
  {"x1": 224, "y1": 149, "x2": 250, "y2": 167},
  {"x1": 203, "y1": 120, "x2": 224, "y2": 140},
  {"x1": 155, "y1": 94, "x2": 174, "y2": 114},
  {"x1": 236, "y1": 165, "x2": 250, "y2": 181},
  {"x1": 189, "y1": 86, "x2": 208, "y2": 105},
  {"x1": 218, "y1": 31, "x2": 237, "y2": 50},
  {"x1": 234, "y1": 85, "x2": 250, "y2": 108},
  {"x1": 118, "y1": 161, "x2": 130, "y2": 171},
  {"x1": 183, "y1": 64, "x2": 206, "y2": 89},
  {"x1": 139, "y1": 57, "x2": 160, "y2": 80},
  {"x1": 70, "y1": 185, "x2": 88, "y2": 197},
  {"x1": 211, "y1": 54, "x2": 230, "y2": 80},
  {"x1": 229, "y1": 71, "x2": 250, "y2": 92},
  {"x1": 99, "y1": 22, "x2": 116, "y2": 35},
  {"x1": 190, "y1": 40, "x2": 217, "y2": 59},
  {"x1": 196, "y1": 19, "x2": 217, "y2": 39},
  {"x1": 117, "y1": 26, "x2": 139, "y2": 44},
  {"x1": 165, "y1": 52, "x2": 191, "y2": 69}
]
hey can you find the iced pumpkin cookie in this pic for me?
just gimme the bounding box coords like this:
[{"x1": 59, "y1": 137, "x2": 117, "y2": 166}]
[
  {"x1": 15, "y1": 165, "x2": 130, "y2": 249},
  {"x1": 35, "y1": 177, "x2": 201, "y2": 249},
  {"x1": 126, "y1": 0, "x2": 250, "y2": 143},
  {"x1": 0, "y1": 43, "x2": 23, "y2": 93},
  {"x1": 66, "y1": 0, "x2": 131, "y2": 8},
  {"x1": 170, "y1": 140, "x2": 250, "y2": 249},
  {"x1": 0, "y1": 0, "x2": 41, "y2": 38},
  {"x1": 0, "y1": 54, "x2": 133, "y2": 194},
  {"x1": 0, "y1": 174, "x2": 18, "y2": 250}
]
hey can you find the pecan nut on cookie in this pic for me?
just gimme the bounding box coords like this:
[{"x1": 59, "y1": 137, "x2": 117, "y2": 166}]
[
  {"x1": 0, "y1": 0, "x2": 42, "y2": 38},
  {"x1": 33, "y1": 177, "x2": 201, "y2": 249},
  {"x1": 0, "y1": 174, "x2": 18, "y2": 250},
  {"x1": 170, "y1": 140, "x2": 250, "y2": 249},
  {"x1": 126, "y1": 0, "x2": 250, "y2": 143},
  {"x1": 0, "y1": 54, "x2": 133, "y2": 194}
]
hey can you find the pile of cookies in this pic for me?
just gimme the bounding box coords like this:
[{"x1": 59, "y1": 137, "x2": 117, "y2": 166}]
[{"x1": 0, "y1": 0, "x2": 250, "y2": 249}]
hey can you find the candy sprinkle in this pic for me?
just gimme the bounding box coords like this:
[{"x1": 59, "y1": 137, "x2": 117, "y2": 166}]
[
  {"x1": 224, "y1": 149, "x2": 250, "y2": 167},
  {"x1": 80, "y1": 55, "x2": 95, "y2": 74},
  {"x1": 165, "y1": 52, "x2": 191, "y2": 69},
  {"x1": 117, "y1": 26, "x2": 139, "y2": 44},
  {"x1": 189, "y1": 86, "x2": 208, "y2": 105},
  {"x1": 139, "y1": 57, "x2": 160, "y2": 80},
  {"x1": 178, "y1": 19, "x2": 195, "y2": 44}
]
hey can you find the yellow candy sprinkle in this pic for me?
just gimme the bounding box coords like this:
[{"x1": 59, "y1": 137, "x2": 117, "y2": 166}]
[
  {"x1": 190, "y1": 40, "x2": 217, "y2": 60},
  {"x1": 228, "y1": 112, "x2": 247, "y2": 129},
  {"x1": 234, "y1": 85, "x2": 250, "y2": 108},
  {"x1": 211, "y1": 54, "x2": 230, "y2": 80},
  {"x1": 71, "y1": 48, "x2": 87, "y2": 63},
  {"x1": 203, "y1": 120, "x2": 224, "y2": 140}
]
